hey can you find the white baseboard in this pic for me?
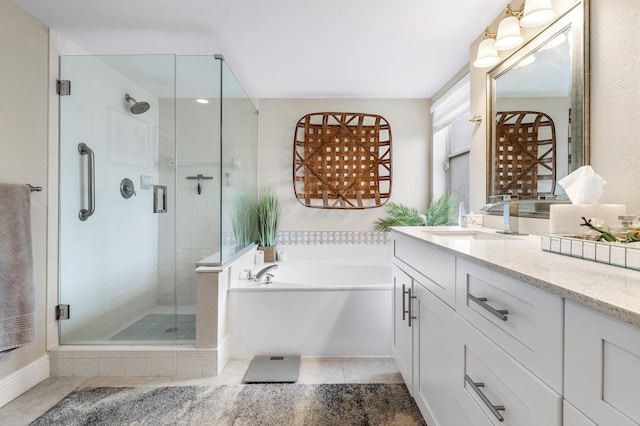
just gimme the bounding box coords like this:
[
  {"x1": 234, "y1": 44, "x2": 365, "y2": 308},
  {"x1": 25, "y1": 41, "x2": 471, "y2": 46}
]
[
  {"x1": 216, "y1": 334, "x2": 229, "y2": 375},
  {"x1": 0, "y1": 355, "x2": 50, "y2": 408}
]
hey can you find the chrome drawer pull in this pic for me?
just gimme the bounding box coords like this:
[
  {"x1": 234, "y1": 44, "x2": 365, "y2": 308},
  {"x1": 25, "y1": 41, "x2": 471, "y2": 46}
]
[
  {"x1": 465, "y1": 374, "x2": 505, "y2": 422},
  {"x1": 468, "y1": 293, "x2": 509, "y2": 321},
  {"x1": 408, "y1": 288, "x2": 417, "y2": 327}
]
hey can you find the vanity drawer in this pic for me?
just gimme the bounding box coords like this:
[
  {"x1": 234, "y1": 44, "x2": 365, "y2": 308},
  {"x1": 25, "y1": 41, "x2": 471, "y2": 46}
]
[
  {"x1": 454, "y1": 320, "x2": 562, "y2": 426},
  {"x1": 455, "y1": 259, "x2": 563, "y2": 392},
  {"x1": 392, "y1": 233, "x2": 456, "y2": 307}
]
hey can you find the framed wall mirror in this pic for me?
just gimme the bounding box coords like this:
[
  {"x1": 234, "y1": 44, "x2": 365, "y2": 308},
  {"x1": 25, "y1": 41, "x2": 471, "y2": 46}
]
[{"x1": 487, "y1": 0, "x2": 589, "y2": 209}]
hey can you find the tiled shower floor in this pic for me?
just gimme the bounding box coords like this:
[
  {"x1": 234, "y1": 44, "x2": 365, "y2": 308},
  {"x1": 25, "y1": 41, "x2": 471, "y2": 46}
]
[{"x1": 109, "y1": 314, "x2": 196, "y2": 342}]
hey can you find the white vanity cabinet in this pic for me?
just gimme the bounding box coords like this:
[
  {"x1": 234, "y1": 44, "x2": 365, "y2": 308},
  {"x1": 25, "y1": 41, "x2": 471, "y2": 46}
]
[
  {"x1": 565, "y1": 301, "x2": 640, "y2": 425},
  {"x1": 454, "y1": 315, "x2": 562, "y2": 425},
  {"x1": 391, "y1": 231, "x2": 562, "y2": 425},
  {"x1": 455, "y1": 259, "x2": 564, "y2": 393},
  {"x1": 391, "y1": 228, "x2": 640, "y2": 425},
  {"x1": 391, "y1": 264, "x2": 414, "y2": 391},
  {"x1": 392, "y1": 232, "x2": 456, "y2": 307},
  {"x1": 412, "y1": 275, "x2": 459, "y2": 426},
  {"x1": 454, "y1": 260, "x2": 563, "y2": 425},
  {"x1": 392, "y1": 232, "x2": 459, "y2": 425}
]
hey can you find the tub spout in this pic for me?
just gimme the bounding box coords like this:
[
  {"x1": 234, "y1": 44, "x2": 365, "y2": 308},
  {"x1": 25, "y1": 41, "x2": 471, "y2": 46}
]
[{"x1": 255, "y1": 264, "x2": 278, "y2": 281}]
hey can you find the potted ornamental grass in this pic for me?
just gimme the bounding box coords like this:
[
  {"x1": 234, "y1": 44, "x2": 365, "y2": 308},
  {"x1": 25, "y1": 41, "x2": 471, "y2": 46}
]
[
  {"x1": 231, "y1": 190, "x2": 258, "y2": 250},
  {"x1": 256, "y1": 188, "x2": 281, "y2": 262}
]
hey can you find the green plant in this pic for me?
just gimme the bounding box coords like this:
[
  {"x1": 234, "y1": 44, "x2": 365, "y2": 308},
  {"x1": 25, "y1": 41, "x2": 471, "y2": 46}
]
[
  {"x1": 256, "y1": 188, "x2": 281, "y2": 247},
  {"x1": 231, "y1": 191, "x2": 258, "y2": 248},
  {"x1": 425, "y1": 193, "x2": 457, "y2": 227},
  {"x1": 373, "y1": 193, "x2": 457, "y2": 232}
]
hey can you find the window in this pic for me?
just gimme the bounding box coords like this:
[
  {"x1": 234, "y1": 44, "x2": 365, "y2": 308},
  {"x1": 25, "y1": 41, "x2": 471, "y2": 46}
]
[{"x1": 431, "y1": 74, "x2": 470, "y2": 211}]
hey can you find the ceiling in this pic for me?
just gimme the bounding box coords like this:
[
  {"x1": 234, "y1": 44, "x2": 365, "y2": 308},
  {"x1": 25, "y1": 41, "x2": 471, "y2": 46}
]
[{"x1": 11, "y1": 0, "x2": 510, "y2": 99}]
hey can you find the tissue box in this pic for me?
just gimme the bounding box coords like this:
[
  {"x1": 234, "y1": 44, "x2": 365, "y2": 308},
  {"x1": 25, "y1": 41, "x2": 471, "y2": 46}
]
[
  {"x1": 461, "y1": 214, "x2": 484, "y2": 228},
  {"x1": 549, "y1": 204, "x2": 626, "y2": 235}
]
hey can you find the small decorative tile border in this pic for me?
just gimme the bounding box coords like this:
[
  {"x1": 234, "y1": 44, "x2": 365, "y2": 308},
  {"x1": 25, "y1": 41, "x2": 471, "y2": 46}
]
[
  {"x1": 541, "y1": 235, "x2": 640, "y2": 271},
  {"x1": 222, "y1": 231, "x2": 390, "y2": 246}
]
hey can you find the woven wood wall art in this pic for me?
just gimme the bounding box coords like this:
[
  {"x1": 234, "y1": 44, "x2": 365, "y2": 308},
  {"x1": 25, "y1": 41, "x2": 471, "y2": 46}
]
[
  {"x1": 495, "y1": 111, "x2": 556, "y2": 199},
  {"x1": 293, "y1": 112, "x2": 392, "y2": 209}
]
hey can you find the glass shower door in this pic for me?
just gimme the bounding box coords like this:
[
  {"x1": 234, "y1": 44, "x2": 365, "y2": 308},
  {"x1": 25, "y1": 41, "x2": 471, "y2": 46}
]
[{"x1": 58, "y1": 55, "x2": 181, "y2": 344}]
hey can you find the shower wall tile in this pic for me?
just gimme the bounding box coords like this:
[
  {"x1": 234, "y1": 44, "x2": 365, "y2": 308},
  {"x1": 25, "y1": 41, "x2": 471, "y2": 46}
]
[
  {"x1": 99, "y1": 358, "x2": 125, "y2": 376},
  {"x1": 176, "y1": 358, "x2": 204, "y2": 377},
  {"x1": 73, "y1": 359, "x2": 100, "y2": 377},
  {"x1": 51, "y1": 359, "x2": 74, "y2": 377},
  {"x1": 150, "y1": 358, "x2": 177, "y2": 376},
  {"x1": 125, "y1": 358, "x2": 151, "y2": 376},
  {"x1": 50, "y1": 347, "x2": 221, "y2": 377},
  {"x1": 222, "y1": 231, "x2": 390, "y2": 246}
]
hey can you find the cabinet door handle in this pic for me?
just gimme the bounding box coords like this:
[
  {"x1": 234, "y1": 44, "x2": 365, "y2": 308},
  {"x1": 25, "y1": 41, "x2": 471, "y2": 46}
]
[
  {"x1": 408, "y1": 288, "x2": 417, "y2": 327},
  {"x1": 468, "y1": 293, "x2": 509, "y2": 321},
  {"x1": 464, "y1": 374, "x2": 505, "y2": 422},
  {"x1": 402, "y1": 284, "x2": 408, "y2": 321}
]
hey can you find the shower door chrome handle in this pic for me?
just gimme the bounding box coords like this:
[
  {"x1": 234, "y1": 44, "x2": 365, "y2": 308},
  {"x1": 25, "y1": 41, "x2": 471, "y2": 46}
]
[
  {"x1": 78, "y1": 143, "x2": 95, "y2": 221},
  {"x1": 153, "y1": 185, "x2": 167, "y2": 213}
]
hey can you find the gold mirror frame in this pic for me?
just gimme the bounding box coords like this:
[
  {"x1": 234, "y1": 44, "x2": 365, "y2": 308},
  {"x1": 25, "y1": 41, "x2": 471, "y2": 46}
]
[{"x1": 486, "y1": 0, "x2": 590, "y2": 208}]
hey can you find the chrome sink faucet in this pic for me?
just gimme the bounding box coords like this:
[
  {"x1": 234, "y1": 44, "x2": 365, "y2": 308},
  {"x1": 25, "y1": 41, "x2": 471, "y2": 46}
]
[{"x1": 489, "y1": 194, "x2": 518, "y2": 234}]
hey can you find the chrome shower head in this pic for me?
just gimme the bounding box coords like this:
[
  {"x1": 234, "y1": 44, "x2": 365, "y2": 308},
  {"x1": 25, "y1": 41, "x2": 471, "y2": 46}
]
[{"x1": 125, "y1": 93, "x2": 150, "y2": 114}]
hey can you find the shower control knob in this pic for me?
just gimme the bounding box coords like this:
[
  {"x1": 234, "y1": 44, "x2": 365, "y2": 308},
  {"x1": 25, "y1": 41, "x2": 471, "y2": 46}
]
[{"x1": 120, "y1": 178, "x2": 136, "y2": 199}]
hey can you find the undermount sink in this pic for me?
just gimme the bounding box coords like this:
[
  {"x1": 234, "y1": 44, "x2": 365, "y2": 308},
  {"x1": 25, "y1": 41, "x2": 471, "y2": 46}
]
[{"x1": 421, "y1": 229, "x2": 517, "y2": 241}]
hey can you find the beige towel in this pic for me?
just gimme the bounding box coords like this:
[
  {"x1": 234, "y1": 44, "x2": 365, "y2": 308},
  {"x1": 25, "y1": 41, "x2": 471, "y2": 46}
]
[{"x1": 0, "y1": 184, "x2": 35, "y2": 352}]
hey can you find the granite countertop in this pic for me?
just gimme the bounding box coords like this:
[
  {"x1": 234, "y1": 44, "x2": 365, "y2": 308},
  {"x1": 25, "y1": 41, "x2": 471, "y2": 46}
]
[{"x1": 391, "y1": 226, "x2": 640, "y2": 328}]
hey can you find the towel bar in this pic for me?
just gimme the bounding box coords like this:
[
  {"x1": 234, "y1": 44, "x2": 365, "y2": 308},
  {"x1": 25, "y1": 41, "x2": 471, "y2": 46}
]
[{"x1": 26, "y1": 184, "x2": 42, "y2": 193}]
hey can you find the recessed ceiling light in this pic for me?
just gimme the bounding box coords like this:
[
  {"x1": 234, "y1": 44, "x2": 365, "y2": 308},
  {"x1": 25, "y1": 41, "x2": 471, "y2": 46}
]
[{"x1": 196, "y1": 99, "x2": 209, "y2": 104}]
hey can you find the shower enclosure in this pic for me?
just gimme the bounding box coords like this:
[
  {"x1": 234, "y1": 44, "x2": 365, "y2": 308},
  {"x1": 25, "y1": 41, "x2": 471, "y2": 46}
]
[{"x1": 58, "y1": 55, "x2": 258, "y2": 345}]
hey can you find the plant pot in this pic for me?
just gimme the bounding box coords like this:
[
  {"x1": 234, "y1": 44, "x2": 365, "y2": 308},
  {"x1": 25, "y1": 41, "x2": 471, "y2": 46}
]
[{"x1": 259, "y1": 246, "x2": 277, "y2": 263}]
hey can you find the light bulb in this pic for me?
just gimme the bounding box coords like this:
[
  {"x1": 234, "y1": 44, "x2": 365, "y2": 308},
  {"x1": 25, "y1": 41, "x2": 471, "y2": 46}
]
[
  {"x1": 520, "y1": 0, "x2": 555, "y2": 27},
  {"x1": 495, "y1": 16, "x2": 524, "y2": 50},
  {"x1": 474, "y1": 38, "x2": 501, "y2": 68}
]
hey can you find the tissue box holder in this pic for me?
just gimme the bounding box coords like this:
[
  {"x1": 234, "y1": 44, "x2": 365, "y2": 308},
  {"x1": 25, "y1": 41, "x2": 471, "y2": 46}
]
[{"x1": 541, "y1": 235, "x2": 640, "y2": 271}]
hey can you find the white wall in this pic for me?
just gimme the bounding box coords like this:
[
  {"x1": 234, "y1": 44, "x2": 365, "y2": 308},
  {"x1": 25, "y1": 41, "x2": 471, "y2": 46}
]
[
  {"x1": 470, "y1": 0, "x2": 640, "y2": 215},
  {"x1": 0, "y1": 0, "x2": 48, "y2": 379},
  {"x1": 258, "y1": 99, "x2": 430, "y2": 231},
  {"x1": 589, "y1": 0, "x2": 640, "y2": 214}
]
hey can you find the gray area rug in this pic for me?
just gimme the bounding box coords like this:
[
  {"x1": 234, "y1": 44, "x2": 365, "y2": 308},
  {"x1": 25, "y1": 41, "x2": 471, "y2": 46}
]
[{"x1": 31, "y1": 383, "x2": 425, "y2": 426}]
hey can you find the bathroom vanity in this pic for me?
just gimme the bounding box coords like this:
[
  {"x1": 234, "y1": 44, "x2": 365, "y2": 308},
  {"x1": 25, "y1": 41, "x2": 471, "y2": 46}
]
[{"x1": 390, "y1": 226, "x2": 640, "y2": 425}]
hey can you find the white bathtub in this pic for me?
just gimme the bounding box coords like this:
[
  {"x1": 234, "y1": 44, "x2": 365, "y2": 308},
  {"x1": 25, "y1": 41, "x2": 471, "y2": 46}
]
[
  {"x1": 232, "y1": 262, "x2": 390, "y2": 289},
  {"x1": 228, "y1": 245, "x2": 392, "y2": 357}
]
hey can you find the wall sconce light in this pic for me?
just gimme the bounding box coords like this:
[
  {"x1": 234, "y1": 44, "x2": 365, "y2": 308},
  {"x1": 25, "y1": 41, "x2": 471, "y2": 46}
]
[
  {"x1": 495, "y1": 7, "x2": 524, "y2": 50},
  {"x1": 520, "y1": 0, "x2": 555, "y2": 27},
  {"x1": 473, "y1": 29, "x2": 501, "y2": 68},
  {"x1": 474, "y1": 0, "x2": 555, "y2": 68}
]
